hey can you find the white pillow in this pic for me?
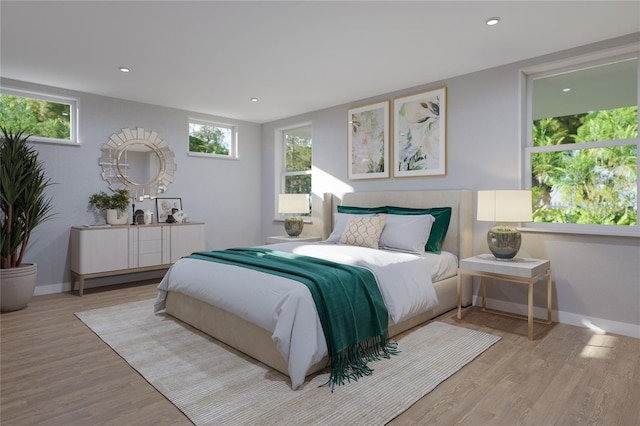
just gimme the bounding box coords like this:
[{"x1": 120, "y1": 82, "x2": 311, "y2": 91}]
[
  {"x1": 378, "y1": 213, "x2": 435, "y2": 254},
  {"x1": 339, "y1": 215, "x2": 386, "y2": 249},
  {"x1": 324, "y1": 212, "x2": 376, "y2": 243}
]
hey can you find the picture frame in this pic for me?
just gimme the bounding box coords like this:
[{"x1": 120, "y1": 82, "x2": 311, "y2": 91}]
[
  {"x1": 156, "y1": 197, "x2": 182, "y2": 223},
  {"x1": 393, "y1": 87, "x2": 447, "y2": 177},
  {"x1": 347, "y1": 100, "x2": 389, "y2": 180}
]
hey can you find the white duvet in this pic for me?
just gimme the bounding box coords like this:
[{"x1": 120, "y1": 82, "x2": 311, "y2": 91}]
[{"x1": 154, "y1": 242, "x2": 442, "y2": 389}]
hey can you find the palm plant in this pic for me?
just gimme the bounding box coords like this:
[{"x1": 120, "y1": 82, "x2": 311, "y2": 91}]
[{"x1": 0, "y1": 126, "x2": 55, "y2": 268}]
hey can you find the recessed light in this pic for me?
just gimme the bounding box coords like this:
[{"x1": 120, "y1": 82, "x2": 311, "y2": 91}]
[
  {"x1": 118, "y1": 67, "x2": 131, "y2": 73},
  {"x1": 562, "y1": 87, "x2": 571, "y2": 92},
  {"x1": 486, "y1": 17, "x2": 500, "y2": 26},
  {"x1": 250, "y1": 97, "x2": 258, "y2": 102}
]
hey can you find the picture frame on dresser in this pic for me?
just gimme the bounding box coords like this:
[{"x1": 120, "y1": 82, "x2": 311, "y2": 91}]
[{"x1": 156, "y1": 197, "x2": 182, "y2": 223}]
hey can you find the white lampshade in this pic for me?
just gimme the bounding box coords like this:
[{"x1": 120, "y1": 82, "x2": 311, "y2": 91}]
[
  {"x1": 477, "y1": 190, "x2": 532, "y2": 222},
  {"x1": 278, "y1": 194, "x2": 310, "y2": 214}
]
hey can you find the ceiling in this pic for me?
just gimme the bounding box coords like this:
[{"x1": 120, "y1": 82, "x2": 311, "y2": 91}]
[{"x1": 1, "y1": 1, "x2": 639, "y2": 124}]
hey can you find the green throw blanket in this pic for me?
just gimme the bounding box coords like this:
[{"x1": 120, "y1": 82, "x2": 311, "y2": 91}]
[{"x1": 186, "y1": 247, "x2": 397, "y2": 389}]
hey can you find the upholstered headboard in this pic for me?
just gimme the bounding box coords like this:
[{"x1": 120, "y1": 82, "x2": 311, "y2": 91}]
[{"x1": 322, "y1": 190, "x2": 473, "y2": 260}]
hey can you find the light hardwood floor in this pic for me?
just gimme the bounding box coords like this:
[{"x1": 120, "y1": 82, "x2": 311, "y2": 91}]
[{"x1": 1, "y1": 282, "x2": 638, "y2": 425}]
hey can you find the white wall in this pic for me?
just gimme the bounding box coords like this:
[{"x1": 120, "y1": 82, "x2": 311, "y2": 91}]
[
  {"x1": 261, "y1": 34, "x2": 640, "y2": 337},
  {"x1": 1, "y1": 78, "x2": 263, "y2": 295}
]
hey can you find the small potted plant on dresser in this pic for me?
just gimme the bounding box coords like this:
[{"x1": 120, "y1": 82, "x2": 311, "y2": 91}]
[
  {"x1": 88, "y1": 189, "x2": 130, "y2": 225},
  {"x1": 0, "y1": 126, "x2": 55, "y2": 312}
]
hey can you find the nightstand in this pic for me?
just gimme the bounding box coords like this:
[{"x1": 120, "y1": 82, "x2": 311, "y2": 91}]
[
  {"x1": 265, "y1": 235, "x2": 322, "y2": 244},
  {"x1": 456, "y1": 254, "x2": 553, "y2": 340}
]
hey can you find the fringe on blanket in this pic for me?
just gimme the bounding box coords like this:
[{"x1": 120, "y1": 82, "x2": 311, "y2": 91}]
[{"x1": 322, "y1": 333, "x2": 400, "y2": 391}]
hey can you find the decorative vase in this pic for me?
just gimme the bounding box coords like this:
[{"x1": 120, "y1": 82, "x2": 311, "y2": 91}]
[
  {"x1": 144, "y1": 210, "x2": 154, "y2": 225},
  {"x1": 1, "y1": 263, "x2": 37, "y2": 312},
  {"x1": 106, "y1": 209, "x2": 129, "y2": 225},
  {"x1": 284, "y1": 216, "x2": 304, "y2": 237}
]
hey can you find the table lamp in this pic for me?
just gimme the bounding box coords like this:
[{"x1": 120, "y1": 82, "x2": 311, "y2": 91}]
[
  {"x1": 278, "y1": 194, "x2": 310, "y2": 237},
  {"x1": 477, "y1": 190, "x2": 532, "y2": 261}
]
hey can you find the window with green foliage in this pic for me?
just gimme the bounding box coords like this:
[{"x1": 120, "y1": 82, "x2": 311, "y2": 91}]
[
  {"x1": 0, "y1": 88, "x2": 78, "y2": 144},
  {"x1": 279, "y1": 124, "x2": 312, "y2": 217},
  {"x1": 188, "y1": 119, "x2": 237, "y2": 158},
  {"x1": 525, "y1": 56, "x2": 638, "y2": 234}
]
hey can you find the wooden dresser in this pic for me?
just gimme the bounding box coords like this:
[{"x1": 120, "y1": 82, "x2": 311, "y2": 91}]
[{"x1": 70, "y1": 222, "x2": 205, "y2": 295}]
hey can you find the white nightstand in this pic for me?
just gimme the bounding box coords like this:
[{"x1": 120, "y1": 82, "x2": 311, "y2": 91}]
[
  {"x1": 456, "y1": 254, "x2": 553, "y2": 340},
  {"x1": 265, "y1": 235, "x2": 322, "y2": 244}
]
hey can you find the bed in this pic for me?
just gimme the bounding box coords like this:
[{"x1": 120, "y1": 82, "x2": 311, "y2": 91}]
[{"x1": 154, "y1": 190, "x2": 473, "y2": 389}]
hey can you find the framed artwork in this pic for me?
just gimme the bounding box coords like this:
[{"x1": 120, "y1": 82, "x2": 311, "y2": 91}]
[
  {"x1": 347, "y1": 100, "x2": 389, "y2": 180},
  {"x1": 156, "y1": 197, "x2": 182, "y2": 223},
  {"x1": 393, "y1": 87, "x2": 447, "y2": 177}
]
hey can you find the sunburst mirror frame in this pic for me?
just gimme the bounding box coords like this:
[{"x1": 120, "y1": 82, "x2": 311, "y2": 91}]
[{"x1": 99, "y1": 127, "x2": 176, "y2": 201}]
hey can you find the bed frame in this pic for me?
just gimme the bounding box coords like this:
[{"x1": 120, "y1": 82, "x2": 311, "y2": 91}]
[{"x1": 165, "y1": 190, "x2": 473, "y2": 381}]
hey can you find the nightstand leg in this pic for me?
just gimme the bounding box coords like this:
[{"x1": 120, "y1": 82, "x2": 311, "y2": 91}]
[
  {"x1": 528, "y1": 281, "x2": 534, "y2": 340},
  {"x1": 456, "y1": 273, "x2": 462, "y2": 320},
  {"x1": 547, "y1": 269, "x2": 553, "y2": 322},
  {"x1": 481, "y1": 277, "x2": 486, "y2": 311}
]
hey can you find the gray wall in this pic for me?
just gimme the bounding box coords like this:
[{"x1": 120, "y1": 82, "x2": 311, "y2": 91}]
[
  {"x1": 261, "y1": 34, "x2": 640, "y2": 337},
  {"x1": 4, "y1": 34, "x2": 637, "y2": 337},
  {"x1": 1, "y1": 78, "x2": 263, "y2": 294}
]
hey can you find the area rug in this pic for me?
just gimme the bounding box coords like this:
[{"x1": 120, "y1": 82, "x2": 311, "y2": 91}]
[{"x1": 76, "y1": 299, "x2": 501, "y2": 425}]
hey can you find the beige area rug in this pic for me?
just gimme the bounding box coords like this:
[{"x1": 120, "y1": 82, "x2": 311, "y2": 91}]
[{"x1": 76, "y1": 299, "x2": 501, "y2": 425}]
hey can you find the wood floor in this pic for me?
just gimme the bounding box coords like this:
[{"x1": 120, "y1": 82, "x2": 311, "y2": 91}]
[{"x1": 1, "y1": 282, "x2": 638, "y2": 426}]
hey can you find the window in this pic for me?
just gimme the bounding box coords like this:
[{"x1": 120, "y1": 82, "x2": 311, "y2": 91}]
[
  {"x1": 188, "y1": 119, "x2": 237, "y2": 159},
  {"x1": 524, "y1": 54, "x2": 639, "y2": 235},
  {"x1": 278, "y1": 124, "x2": 312, "y2": 217},
  {"x1": 0, "y1": 87, "x2": 78, "y2": 144}
]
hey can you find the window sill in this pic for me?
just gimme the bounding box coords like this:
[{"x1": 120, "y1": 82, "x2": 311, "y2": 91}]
[
  {"x1": 187, "y1": 152, "x2": 239, "y2": 160},
  {"x1": 520, "y1": 223, "x2": 639, "y2": 238},
  {"x1": 31, "y1": 137, "x2": 80, "y2": 146}
]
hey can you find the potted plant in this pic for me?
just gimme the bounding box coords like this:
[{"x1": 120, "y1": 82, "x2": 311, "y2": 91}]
[
  {"x1": 0, "y1": 126, "x2": 55, "y2": 312},
  {"x1": 88, "y1": 189, "x2": 130, "y2": 225}
]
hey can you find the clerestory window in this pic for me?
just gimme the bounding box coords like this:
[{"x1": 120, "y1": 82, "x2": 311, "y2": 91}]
[
  {"x1": 188, "y1": 118, "x2": 238, "y2": 159},
  {"x1": 0, "y1": 87, "x2": 78, "y2": 145}
]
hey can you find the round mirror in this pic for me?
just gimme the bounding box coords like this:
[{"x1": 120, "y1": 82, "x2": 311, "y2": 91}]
[
  {"x1": 99, "y1": 127, "x2": 176, "y2": 200},
  {"x1": 116, "y1": 141, "x2": 164, "y2": 187}
]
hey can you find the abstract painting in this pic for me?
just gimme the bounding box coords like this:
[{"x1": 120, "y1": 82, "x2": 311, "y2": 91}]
[
  {"x1": 347, "y1": 100, "x2": 389, "y2": 180},
  {"x1": 393, "y1": 87, "x2": 447, "y2": 177}
]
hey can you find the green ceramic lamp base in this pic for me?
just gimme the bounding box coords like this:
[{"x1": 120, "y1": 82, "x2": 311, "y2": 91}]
[
  {"x1": 284, "y1": 216, "x2": 304, "y2": 237},
  {"x1": 487, "y1": 224, "x2": 521, "y2": 261}
]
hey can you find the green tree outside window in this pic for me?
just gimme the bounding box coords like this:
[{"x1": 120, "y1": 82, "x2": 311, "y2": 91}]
[
  {"x1": 0, "y1": 94, "x2": 71, "y2": 140},
  {"x1": 531, "y1": 106, "x2": 637, "y2": 226}
]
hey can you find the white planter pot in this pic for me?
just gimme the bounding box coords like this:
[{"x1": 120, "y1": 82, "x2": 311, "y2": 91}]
[
  {"x1": 1, "y1": 263, "x2": 37, "y2": 312},
  {"x1": 106, "y1": 209, "x2": 129, "y2": 225}
]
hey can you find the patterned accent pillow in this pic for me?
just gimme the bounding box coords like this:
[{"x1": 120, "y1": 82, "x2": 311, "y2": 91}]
[{"x1": 339, "y1": 215, "x2": 387, "y2": 249}]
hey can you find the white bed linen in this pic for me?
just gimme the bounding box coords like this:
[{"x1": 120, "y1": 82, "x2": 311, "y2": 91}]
[
  {"x1": 154, "y1": 242, "x2": 441, "y2": 389},
  {"x1": 420, "y1": 250, "x2": 458, "y2": 282}
]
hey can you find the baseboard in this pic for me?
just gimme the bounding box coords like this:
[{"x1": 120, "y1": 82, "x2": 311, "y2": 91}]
[
  {"x1": 474, "y1": 296, "x2": 639, "y2": 340},
  {"x1": 33, "y1": 270, "x2": 166, "y2": 296}
]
